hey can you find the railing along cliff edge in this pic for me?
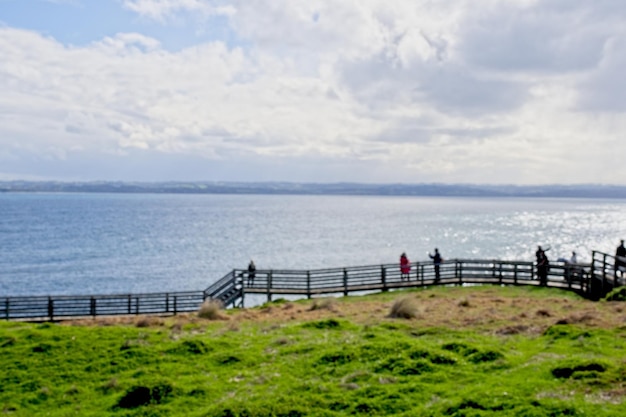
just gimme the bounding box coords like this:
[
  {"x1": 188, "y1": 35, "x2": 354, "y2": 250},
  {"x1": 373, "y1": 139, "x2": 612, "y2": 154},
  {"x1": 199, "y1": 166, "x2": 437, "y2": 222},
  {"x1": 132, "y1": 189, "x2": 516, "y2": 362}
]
[{"x1": 1, "y1": 251, "x2": 623, "y2": 321}]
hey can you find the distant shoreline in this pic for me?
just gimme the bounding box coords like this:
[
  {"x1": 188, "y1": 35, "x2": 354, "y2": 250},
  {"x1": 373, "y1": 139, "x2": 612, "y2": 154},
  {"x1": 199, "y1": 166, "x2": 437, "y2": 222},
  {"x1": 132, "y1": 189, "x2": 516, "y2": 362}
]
[{"x1": 1, "y1": 181, "x2": 626, "y2": 199}]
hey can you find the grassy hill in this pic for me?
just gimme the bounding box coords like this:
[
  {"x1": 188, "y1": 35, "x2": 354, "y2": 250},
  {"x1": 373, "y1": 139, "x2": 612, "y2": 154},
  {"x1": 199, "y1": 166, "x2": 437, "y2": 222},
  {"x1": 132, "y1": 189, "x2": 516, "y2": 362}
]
[{"x1": 2, "y1": 285, "x2": 626, "y2": 416}]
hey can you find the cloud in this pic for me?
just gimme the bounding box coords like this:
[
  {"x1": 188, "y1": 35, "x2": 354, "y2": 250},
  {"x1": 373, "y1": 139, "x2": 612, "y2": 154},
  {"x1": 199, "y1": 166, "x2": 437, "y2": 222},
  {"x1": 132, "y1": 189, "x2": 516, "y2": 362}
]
[
  {"x1": 577, "y1": 36, "x2": 626, "y2": 111},
  {"x1": 1, "y1": 1, "x2": 626, "y2": 184},
  {"x1": 458, "y1": 1, "x2": 610, "y2": 73},
  {"x1": 120, "y1": 0, "x2": 235, "y2": 22}
]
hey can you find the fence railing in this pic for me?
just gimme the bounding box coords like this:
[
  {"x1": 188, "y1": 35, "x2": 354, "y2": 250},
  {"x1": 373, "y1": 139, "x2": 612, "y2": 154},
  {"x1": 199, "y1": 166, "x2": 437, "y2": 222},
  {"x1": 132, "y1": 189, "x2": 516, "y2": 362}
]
[
  {"x1": 2, "y1": 253, "x2": 621, "y2": 321},
  {"x1": 588, "y1": 250, "x2": 626, "y2": 300},
  {"x1": 0, "y1": 291, "x2": 205, "y2": 321},
  {"x1": 235, "y1": 258, "x2": 592, "y2": 303}
]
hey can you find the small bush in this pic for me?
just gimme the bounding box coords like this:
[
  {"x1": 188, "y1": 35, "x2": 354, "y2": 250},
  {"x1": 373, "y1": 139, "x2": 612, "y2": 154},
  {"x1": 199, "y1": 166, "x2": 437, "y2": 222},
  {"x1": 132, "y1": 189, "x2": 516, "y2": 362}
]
[
  {"x1": 198, "y1": 299, "x2": 226, "y2": 320},
  {"x1": 388, "y1": 297, "x2": 419, "y2": 319}
]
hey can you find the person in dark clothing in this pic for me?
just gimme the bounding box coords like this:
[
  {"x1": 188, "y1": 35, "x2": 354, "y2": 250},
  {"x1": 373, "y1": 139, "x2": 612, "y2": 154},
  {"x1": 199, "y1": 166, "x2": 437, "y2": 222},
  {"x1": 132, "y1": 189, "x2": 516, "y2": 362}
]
[
  {"x1": 615, "y1": 240, "x2": 626, "y2": 278},
  {"x1": 536, "y1": 249, "x2": 549, "y2": 285},
  {"x1": 429, "y1": 248, "x2": 442, "y2": 282},
  {"x1": 247, "y1": 260, "x2": 256, "y2": 286}
]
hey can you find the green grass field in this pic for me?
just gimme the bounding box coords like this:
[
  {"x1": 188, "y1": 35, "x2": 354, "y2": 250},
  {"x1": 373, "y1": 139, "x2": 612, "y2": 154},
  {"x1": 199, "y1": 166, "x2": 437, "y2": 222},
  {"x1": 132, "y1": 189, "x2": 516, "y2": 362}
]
[{"x1": 2, "y1": 286, "x2": 626, "y2": 416}]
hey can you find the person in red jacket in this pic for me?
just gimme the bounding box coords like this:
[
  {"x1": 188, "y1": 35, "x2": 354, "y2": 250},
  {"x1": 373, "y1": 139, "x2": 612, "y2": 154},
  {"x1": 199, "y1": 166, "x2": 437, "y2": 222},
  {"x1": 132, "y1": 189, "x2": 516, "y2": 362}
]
[{"x1": 400, "y1": 252, "x2": 411, "y2": 281}]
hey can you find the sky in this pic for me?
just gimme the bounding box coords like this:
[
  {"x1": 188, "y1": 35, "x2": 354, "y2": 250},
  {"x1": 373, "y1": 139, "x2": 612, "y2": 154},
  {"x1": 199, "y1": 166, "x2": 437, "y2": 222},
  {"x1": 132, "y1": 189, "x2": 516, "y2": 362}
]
[{"x1": 1, "y1": 0, "x2": 625, "y2": 184}]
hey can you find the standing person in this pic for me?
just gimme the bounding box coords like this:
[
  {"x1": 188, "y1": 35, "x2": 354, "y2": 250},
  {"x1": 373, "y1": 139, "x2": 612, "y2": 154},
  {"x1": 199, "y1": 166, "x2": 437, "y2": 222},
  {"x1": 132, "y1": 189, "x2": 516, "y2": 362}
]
[
  {"x1": 400, "y1": 252, "x2": 411, "y2": 281},
  {"x1": 429, "y1": 248, "x2": 442, "y2": 282},
  {"x1": 535, "y1": 246, "x2": 545, "y2": 263},
  {"x1": 616, "y1": 240, "x2": 626, "y2": 278},
  {"x1": 568, "y1": 251, "x2": 580, "y2": 281},
  {"x1": 536, "y1": 249, "x2": 549, "y2": 286},
  {"x1": 247, "y1": 260, "x2": 256, "y2": 286}
]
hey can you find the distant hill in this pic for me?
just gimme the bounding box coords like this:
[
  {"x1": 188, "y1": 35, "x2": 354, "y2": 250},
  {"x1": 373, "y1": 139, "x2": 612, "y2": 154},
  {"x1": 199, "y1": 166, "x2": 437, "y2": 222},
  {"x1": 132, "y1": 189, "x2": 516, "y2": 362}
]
[{"x1": 1, "y1": 181, "x2": 626, "y2": 198}]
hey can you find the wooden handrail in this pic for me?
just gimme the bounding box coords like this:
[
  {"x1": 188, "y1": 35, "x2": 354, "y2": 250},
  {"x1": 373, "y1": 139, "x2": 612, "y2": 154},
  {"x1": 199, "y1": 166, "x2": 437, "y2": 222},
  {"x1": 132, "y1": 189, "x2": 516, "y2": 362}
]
[{"x1": 1, "y1": 254, "x2": 622, "y2": 321}]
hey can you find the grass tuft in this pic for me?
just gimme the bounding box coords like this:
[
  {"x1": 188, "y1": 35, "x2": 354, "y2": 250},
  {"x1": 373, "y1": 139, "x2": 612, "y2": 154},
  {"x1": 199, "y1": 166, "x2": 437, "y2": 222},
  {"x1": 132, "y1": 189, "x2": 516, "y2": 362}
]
[
  {"x1": 135, "y1": 316, "x2": 164, "y2": 328},
  {"x1": 458, "y1": 297, "x2": 471, "y2": 307},
  {"x1": 198, "y1": 299, "x2": 226, "y2": 320},
  {"x1": 605, "y1": 287, "x2": 626, "y2": 301},
  {"x1": 388, "y1": 297, "x2": 419, "y2": 319},
  {"x1": 116, "y1": 380, "x2": 174, "y2": 409},
  {"x1": 309, "y1": 297, "x2": 337, "y2": 311}
]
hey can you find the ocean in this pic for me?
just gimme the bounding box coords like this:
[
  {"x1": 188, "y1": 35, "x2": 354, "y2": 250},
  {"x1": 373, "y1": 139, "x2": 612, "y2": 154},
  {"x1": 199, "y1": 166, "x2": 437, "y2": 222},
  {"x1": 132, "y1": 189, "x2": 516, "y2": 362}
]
[{"x1": 1, "y1": 193, "x2": 625, "y2": 297}]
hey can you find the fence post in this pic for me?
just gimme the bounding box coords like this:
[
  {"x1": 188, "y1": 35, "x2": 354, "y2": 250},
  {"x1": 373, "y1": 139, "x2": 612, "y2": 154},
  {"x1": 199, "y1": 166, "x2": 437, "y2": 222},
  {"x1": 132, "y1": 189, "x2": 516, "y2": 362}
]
[
  {"x1": 304, "y1": 271, "x2": 309, "y2": 299},
  {"x1": 48, "y1": 297, "x2": 54, "y2": 321},
  {"x1": 90, "y1": 297, "x2": 96, "y2": 317},
  {"x1": 381, "y1": 266, "x2": 387, "y2": 292},
  {"x1": 267, "y1": 271, "x2": 273, "y2": 303},
  {"x1": 343, "y1": 268, "x2": 348, "y2": 296},
  {"x1": 514, "y1": 264, "x2": 518, "y2": 285},
  {"x1": 5, "y1": 299, "x2": 9, "y2": 320},
  {"x1": 165, "y1": 293, "x2": 170, "y2": 313},
  {"x1": 499, "y1": 262, "x2": 503, "y2": 285},
  {"x1": 128, "y1": 295, "x2": 132, "y2": 314},
  {"x1": 458, "y1": 261, "x2": 462, "y2": 285},
  {"x1": 240, "y1": 277, "x2": 246, "y2": 308}
]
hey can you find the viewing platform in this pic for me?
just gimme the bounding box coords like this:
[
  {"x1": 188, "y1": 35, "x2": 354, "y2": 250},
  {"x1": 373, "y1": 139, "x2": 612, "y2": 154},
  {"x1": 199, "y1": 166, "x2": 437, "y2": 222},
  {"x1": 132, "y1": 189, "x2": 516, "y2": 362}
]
[{"x1": 1, "y1": 251, "x2": 623, "y2": 321}]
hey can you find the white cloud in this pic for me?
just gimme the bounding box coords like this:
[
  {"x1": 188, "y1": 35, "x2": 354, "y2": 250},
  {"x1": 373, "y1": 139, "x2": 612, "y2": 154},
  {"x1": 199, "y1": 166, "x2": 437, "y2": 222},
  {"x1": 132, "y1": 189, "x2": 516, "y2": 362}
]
[
  {"x1": 120, "y1": 0, "x2": 235, "y2": 22},
  {"x1": 0, "y1": 1, "x2": 625, "y2": 183}
]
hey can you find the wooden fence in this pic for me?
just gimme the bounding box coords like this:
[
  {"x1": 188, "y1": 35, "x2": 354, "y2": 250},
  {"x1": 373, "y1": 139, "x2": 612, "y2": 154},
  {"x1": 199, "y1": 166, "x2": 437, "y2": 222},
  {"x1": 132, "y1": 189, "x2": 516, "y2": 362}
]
[
  {"x1": 0, "y1": 291, "x2": 205, "y2": 321},
  {"x1": 236, "y1": 258, "x2": 590, "y2": 305},
  {"x1": 1, "y1": 251, "x2": 621, "y2": 321}
]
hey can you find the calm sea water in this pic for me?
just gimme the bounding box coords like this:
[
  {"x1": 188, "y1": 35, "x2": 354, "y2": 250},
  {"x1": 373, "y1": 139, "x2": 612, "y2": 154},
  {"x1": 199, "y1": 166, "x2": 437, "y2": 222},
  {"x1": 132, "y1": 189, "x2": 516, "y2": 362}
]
[{"x1": 1, "y1": 193, "x2": 625, "y2": 297}]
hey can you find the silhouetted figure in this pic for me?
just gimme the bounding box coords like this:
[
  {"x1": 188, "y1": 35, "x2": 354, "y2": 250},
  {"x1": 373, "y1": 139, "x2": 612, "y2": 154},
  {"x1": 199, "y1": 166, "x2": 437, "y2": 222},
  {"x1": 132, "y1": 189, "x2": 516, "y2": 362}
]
[
  {"x1": 616, "y1": 240, "x2": 626, "y2": 278},
  {"x1": 536, "y1": 249, "x2": 549, "y2": 286},
  {"x1": 567, "y1": 251, "x2": 581, "y2": 282},
  {"x1": 400, "y1": 252, "x2": 411, "y2": 281},
  {"x1": 247, "y1": 260, "x2": 256, "y2": 286},
  {"x1": 429, "y1": 248, "x2": 442, "y2": 282}
]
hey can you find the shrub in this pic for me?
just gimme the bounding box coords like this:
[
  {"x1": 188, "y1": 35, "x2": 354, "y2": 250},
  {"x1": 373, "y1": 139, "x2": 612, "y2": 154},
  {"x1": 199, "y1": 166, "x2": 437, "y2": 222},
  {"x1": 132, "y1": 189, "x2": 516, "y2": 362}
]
[
  {"x1": 198, "y1": 299, "x2": 226, "y2": 320},
  {"x1": 388, "y1": 297, "x2": 419, "y2": 319}
]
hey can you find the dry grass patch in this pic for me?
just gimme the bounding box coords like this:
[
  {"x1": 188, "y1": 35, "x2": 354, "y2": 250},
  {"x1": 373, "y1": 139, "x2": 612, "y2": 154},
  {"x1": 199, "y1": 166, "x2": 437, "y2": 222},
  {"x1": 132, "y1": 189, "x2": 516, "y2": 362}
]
[
  {"x1": 198, "y1": 299, "x2": 228, "y2": 320},
  {"x1": 135, "y1": 316, "x2": 164, "y2": 328},
  {"x1": 388, "y1": 297, "x2": 420, "y2": 319},
  {"x1": 309, "y1": 297, "x2": 337, "y2": 311},
  {"x1": 458, "y1": 297, "x2": 471, "y2": 307}
]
